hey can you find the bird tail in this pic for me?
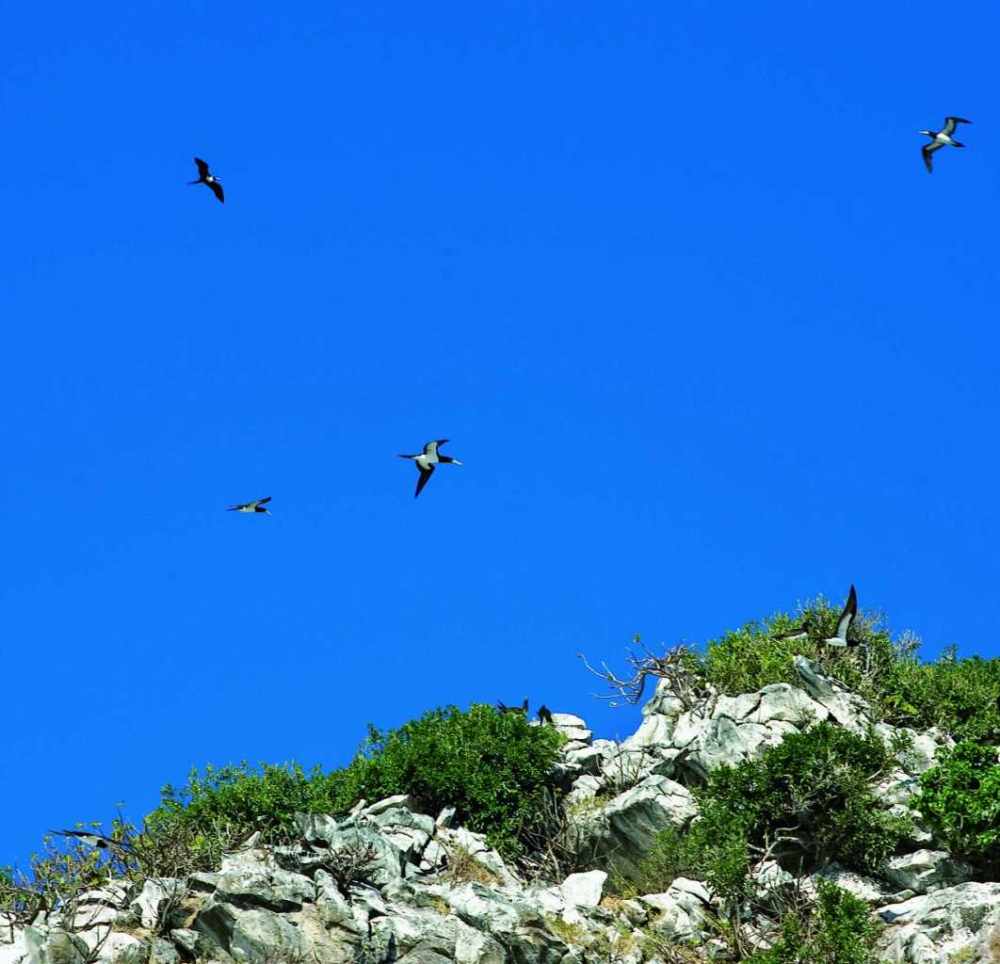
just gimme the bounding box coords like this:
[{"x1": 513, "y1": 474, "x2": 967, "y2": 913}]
[{"x1": 952, "y1": 141, "x2": 965, "y2": 148}]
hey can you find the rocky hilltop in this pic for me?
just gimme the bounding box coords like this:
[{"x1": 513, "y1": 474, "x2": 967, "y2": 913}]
[{"x1": 3, "y1": 656, "x2": 999, "y2": 964}]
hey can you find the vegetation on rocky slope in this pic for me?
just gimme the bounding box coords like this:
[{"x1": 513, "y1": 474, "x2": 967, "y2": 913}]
[{"x1": 4, "y1": 595, "x2": 1000, "y2": 962}]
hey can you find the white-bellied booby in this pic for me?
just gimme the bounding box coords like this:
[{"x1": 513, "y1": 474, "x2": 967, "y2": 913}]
[
  {"x1": 190, "y1": 157, "x2": 225, "y2": 202},
  {"x1": 773, "y1": 615, "x2": 818, "y2": 642},
  {"x1": 51, "y1": 829, "x2": 134, "y2": 853},
  {"x1": 398, "y1": 439, "x2": 462, "y2": 498},
  {"x1": 227, "y1": 496, "x2": 272, "y2": 514},
  {"x1": 823, "y1": 584, "x2": 858, "y2": 647},
  {"x1": 920, "y1": 118, "x2": 972, "y2": 173}
]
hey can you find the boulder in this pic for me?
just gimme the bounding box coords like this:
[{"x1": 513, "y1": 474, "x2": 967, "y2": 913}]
[
  {"x1": 877, "y1": 882, "x2": 1000, "y2": 963},
  {"x1": 884, "y1": 850, "x2": 974, "y2": 895}
]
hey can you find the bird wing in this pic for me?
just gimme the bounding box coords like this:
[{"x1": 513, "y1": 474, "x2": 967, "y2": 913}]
[
  {"x1": 414, "y1": 464, "x2": 434, "y2": 498},
  {"x1": 256, "y1": 497, "x2": 272, "y2": 506},
  {"x1": 209, "y1": 180, "x2": 225, "y2": 203},
  {"x1": 194, "y1": 157, "x2": 210, "y2": 178},
  {"x1": 922, "y1": 142, "x2": 940, "y2": 173},
  {"x1": 423, "y1": 439, "x2": 444, "y2": 457},
  {"x1": 835, "y1": 585, "x2": 858, "y2": 640},
  {"x1": 943, "y1": 117, "x2": 972, "y2": 135}
]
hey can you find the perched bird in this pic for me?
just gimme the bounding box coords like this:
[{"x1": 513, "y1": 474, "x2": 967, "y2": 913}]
[
  {"x1": 823, "y1": 584, "x2": 859, "y2": 648},
  {"x1": 50, "y1": 829, "x2": 134, "y2": 853},
  {"x1": 398, "y1": 439, "x2": 462, "y2": 498},
  {"x1": 537, "y1": 705, "x2": 554, "y2": 725},
  {"x1": 497, "y1": 698, "x2": 528, "y2": 715},
  {"x1": 227, "y1": 496, "x2": 272, "y2": 514},
  {"x1": 919, "y1": 117, "x2": 972, "y2": 173},
  {"x1": 190, "y1": 157, "x2": 225, "y2": 202}
]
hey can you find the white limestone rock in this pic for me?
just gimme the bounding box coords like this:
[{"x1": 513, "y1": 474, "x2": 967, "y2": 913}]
[
  {"x1": 877, "y1": 882, "x2": 1000, "y2": 963},
  {"x1": 884, "y1": 850, "x2": 974, "y2": 895}
]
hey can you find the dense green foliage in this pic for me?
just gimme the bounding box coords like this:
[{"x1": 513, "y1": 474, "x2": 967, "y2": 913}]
[
  {"x1": 332, "y1": 704, "x2": 565, "y2": 859},
  {"x1": 694, "y1": 599, "x2": 1000, "y2": 743},
  {"x1": 744, "y1": 880, "x2": 881, "y2": 964},
  {"x1": 145, "y1": 704, "x2": 564, "y2": 865},
  {"x1": 915, "y1": 740, "x2": 1000, "y2": 871},
  {"x1": 627, "y1": 723, "x2": 910, "y2": 904}
]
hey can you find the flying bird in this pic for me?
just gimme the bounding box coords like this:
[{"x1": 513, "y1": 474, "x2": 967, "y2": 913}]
[
  {"x1": 919, "y1": 117, "x2": 972, "y2": 173},
  {"x1": 497, "y1": 698, "x2": 529, "y2": 715},
  {"x1": 190, "y1": 157, "x2": 225, "y2": 202},
  {"x1": 227, "y1": 496, "x2": 272, "y2": 514},
  {"x1": 773, "y1": 615, "x2": 819, "y2": 643},
  {"x1": 823, "y1": 584, "x2": 858, "y2": 648},
  {"x1": 398, "y1": 439, "x2": 462, "y2": 498},
  {"x1": 50, "y1": 830, "x2": 134, "y2": 853}
]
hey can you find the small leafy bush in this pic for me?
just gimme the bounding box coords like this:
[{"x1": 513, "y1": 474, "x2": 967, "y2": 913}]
[
  {"x1": 745, "y1": 879, "x2": 881, "y2": 964},
  {"x1": 625, "y1": 723, "x2": 910, "y2": 905},
  {"x1": 915, "y1": 740, "x2": 1000, "y2": 871}
]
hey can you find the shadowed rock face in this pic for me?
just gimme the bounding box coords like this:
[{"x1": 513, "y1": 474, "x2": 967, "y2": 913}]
[{"x1": 1, "y1": 660, "x2": 991, "y2": 963}]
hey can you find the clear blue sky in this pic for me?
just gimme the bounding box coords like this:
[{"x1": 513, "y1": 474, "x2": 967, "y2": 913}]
[{"x1": 3, "y1": 0, "x2": 999, "y2": 869}]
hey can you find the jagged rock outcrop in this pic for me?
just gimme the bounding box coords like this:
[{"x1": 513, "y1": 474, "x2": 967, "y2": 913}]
[{"x1": 3, "y1": 658, "x2": 995, "y2": 963}]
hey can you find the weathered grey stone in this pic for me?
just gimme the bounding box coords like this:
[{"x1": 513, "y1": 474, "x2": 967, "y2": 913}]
[
  {"x1": 212, "y1": 866, "x2": 315, "y2": 912},
  {"x1": 884, "y1": 850, "x2": 974, "y2": 895},
  {"x1": 565, "y1": 774, "x2": 602, "y2": 806},
  {"x1": 148, "y1": 938, "x2": 181, "y2": 964},
  {"x1": 640, "y1": 877, "x2": 713, "y2": 943},
  {"x1": 366, "y1": 793, "x2": 413, "y2": 815},
  {"x1": 559, "y1": 871, "x2": 606, "y2": 908},
  {"x1": 742, "y1": 683, "x2": 827, "y2": 726},
  {"x1": 549, "y1": 713, "x2": 592, "y2": 744},
  {"x1": 792, "y1": 656, "x2": 873, "y2": 731},
  {"x1": 680, "y1": 715, "x2": 796, "y2": 780},
  {"x1": 439, "y1": 827, "x2": 520, "y2": 888},
  {"x1": 809, "y1": 862, "x2": 896, "y2": 904},
  {"x1": 575, "y1": 775, "x2": 696, "y2": 880},
  {"x1": 130, "y1": 878, "x2": 187, "y2": 930},
  {"x1": 195, "y1": 902, "x2": 307, "y2": 964},
  {"x1": 20, "y1": 928, "x2": 90, "y2": 964},
  {"x1": 877, "y1": 882, "x2": 1000, "y2": 963}
]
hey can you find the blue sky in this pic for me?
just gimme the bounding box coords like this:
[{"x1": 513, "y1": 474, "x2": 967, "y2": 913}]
[{"x1": 2, "y1": 0, "x2": 999, "y2": 868}]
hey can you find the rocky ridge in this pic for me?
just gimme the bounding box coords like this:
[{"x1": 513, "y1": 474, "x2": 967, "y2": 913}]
[{"x1": 3, "y1": 657, "x2": 999, "y2": 963}]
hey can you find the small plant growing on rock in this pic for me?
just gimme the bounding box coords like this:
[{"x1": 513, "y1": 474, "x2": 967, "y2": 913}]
[
  {"x1": 745, "y1": 879, "x2": 881, "y2": 964},
  {"x1": 444, "y1": 844, "x2": 500, "y2": 886}
]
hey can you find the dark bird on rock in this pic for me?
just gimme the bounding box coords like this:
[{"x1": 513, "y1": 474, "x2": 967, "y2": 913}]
[
  {"x1": 398, "y1": 439, "x2": 462, "y2": 498},
  {"x1": 824, "y1": 584, "x2": 859, "y2": 648},
  {"x1": 919, "y1": 117, "x2": 972, "y2": 173},
  {"x1": 227, "y1": 496, "x2": 272, "y2": 514},
  {"x1": 50, "y1": 829, "x2": 134, "y2": 853},
  {"x1": 190, "y1": 157, "x2": 225, "y2": 202},
  {"x1": 537, "y1": 705, "x2": 554, "y2": 725},
  {"x1": 497, "y1": 698, "x2": 528, "y2": 715}
]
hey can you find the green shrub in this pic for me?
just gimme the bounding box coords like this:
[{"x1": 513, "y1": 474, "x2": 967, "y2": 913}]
[
  {"x1": 915, "y1": 741, "x2": 1000, "y2": 871},
  {"x1": 702, "y1": 598, "x2": 899, "y2": 705},
  {"x1": 879, "y1": 653, "x2": 1000, "y2": 744},
  {"x1": 625, "y1": 723, "x2": 910, "y2": 905},
  {"x1": 142, "y1": 704, "x2": 564, "y2": 868},
  {"x1": 745, "y1": 879, "x2": 881, "y2": 964},
  {"x1": 335, "y1": 704, "x2": 564, "y2": 860}
]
